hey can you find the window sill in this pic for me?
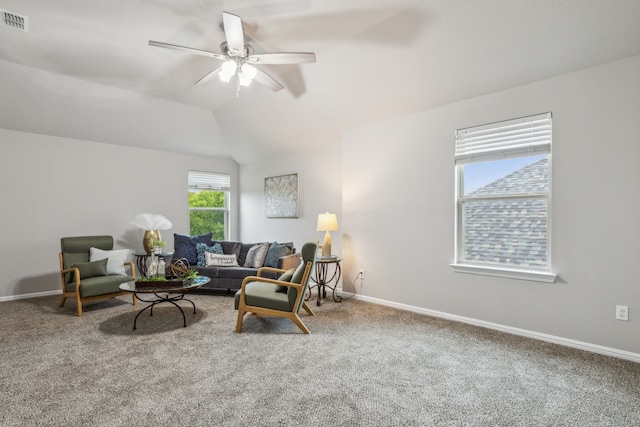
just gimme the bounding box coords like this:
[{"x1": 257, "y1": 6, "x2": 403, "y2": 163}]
[{"x1": 450, "y1": 263, "x2": 556, "y2": 283}]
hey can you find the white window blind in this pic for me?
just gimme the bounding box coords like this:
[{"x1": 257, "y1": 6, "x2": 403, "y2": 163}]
[
  {"x1": 188, "y1": 171, "x2": 231, "y2": 191},
  {"x1": 455, "y1": 112, "x2": 551, "y2": 164}
]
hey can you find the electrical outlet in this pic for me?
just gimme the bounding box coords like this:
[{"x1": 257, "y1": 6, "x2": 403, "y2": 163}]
[
  {"x1": 616, "y1": 305, "x2": 629, "y2": 321},
  {"x1": 358, "y1": 269, "x2": 365, "y2": 280}
]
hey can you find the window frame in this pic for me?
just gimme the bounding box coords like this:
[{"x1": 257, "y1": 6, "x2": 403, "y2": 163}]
[{"x1": 450, "y1": 113, "x2": 556, "y2": 283}]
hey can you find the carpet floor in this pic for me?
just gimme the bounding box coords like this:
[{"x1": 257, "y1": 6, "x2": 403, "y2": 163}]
[{"x1": 1, "y1": 292, "x2": 639, "y2": 426}]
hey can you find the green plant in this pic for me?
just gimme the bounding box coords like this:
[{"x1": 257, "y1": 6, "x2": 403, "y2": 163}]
[
  {"x1": 152, "y1": 239, "x2": 167, "y2": 248},
  {"x1": 182, "y1": 269, "x2": 198, "y2": 279},
  {"x1": 136, "y1": 275, "x2": 167, "y2": 282}
]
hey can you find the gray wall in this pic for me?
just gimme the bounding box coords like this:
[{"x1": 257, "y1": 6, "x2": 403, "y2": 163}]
[
  {"x1": 341, "y1": 55, "x2": 640, "y2": 354},
  {"x1": 239, "y1": 145, "x2": 342, "y2": 253},
  {"x1": 0, "y1": 128, "x2": 238, "y2": 300}
]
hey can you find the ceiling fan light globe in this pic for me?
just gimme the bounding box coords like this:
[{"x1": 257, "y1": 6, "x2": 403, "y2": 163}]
[
  {"x1": 219, "y1": 60, "x2": 236, "y2": 83},
  {"x1": 238, "y1": 63, "x2": 257, "y2": 87},
  {"x1": 241, "y1": 63, "x2": 257, "y2": 79},
  {"x1": 238, "y1": 74, "x2": 252, "y2": 87}
]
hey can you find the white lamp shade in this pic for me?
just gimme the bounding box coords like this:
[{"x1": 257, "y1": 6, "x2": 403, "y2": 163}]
[{"x1": 317, "y1": 212, "x2": 339, "y2": 231}]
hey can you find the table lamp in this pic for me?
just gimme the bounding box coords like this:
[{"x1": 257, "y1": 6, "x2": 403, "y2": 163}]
[{"x1": 317, "y1": 212, "x2": 339, "y2": 257}]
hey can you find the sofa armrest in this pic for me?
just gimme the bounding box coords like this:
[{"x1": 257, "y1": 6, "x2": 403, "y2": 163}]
[{"x1": 277, "y1": 253, "x2": 301, "y2": 271}]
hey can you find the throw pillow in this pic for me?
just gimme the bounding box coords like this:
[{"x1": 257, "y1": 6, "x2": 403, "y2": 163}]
[
  {"x1": 173, "y1": 233, "x2": 212, "y2": 266},
  {"x1": 243, "y1": 242, "x2": 270, "y2": 268},
  {"x1": 205, "y1": 253, "x2": 239, "y2": 267},
  {"x1": 213, "y1": 241, "x2": 242, "y2": 258},
  {"x1": 264, "y1": 242, "x2": 292, "y2": 268},
  {"x1": 275, "y1": 268, "x2": 296, "y2": 293},
  {"x1": 73, "y1": 259, "x2": 108, "y2": 279},
  {"x1": 196, "y1": 242, "x2": 223, "y2": 267},
  {"x1": 89, "y1": 247, "x2": 129, "y2": 275},
  {"x1": 291, "y1": 261, "x2": 307, "y2": 284}
]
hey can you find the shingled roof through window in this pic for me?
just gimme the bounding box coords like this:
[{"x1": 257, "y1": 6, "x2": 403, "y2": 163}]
[{"x1": 463, "y1": 158, "x2": 548, "y2": 268}]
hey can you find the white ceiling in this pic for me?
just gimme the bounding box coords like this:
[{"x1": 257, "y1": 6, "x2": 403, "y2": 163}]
[{"x1": 2, "y1": 0, "x2": 640, "y2": 164}]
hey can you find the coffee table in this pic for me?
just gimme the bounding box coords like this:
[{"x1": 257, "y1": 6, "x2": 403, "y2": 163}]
[{"x1": 119, "y1": 276, "x2": 210, "y2": 330}]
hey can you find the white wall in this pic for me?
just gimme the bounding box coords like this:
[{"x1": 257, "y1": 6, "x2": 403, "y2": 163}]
[
  {"x1": 239, "y1": 144, "x2": 342, "y2": 255},
  {"x1": 342, "y1": 55, "x2": 640, "y2": 354},
  {"x1": 0, "y1": 128, "x2": 238, "y2": 299}
]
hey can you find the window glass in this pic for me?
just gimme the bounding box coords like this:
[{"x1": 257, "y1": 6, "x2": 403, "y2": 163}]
[
  {"x1": 462, "y1": 197, "x2": 548, "y2": 269},
  {"x1": 463, "y1": 155, "x2": 547, "y2": 196},
  {"x1": 188, "y1": 191, "x2": 227, "y2": 240},
  {"x1": 187, "y1": 171, "x2": 230, "y2": 241}
]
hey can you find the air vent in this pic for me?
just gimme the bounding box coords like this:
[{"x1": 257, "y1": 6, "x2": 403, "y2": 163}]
[{"x1": 1, "y1": 9, "x2": 29, "y2": 32}]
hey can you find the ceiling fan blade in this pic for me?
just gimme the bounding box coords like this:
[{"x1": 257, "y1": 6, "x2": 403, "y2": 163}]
[
  {"x1": 195, "y1": 66, "x2": 224, "y2": 86},
  {"x1": 149, "y1": 40, "x2": 227, "y2": 61},
  {"x1": 249, "y1": 52, "x2": 316, "y2": 65},
  {"x1": 252, "y1": 68, "x2": 284, "y2": 92},
  {"x1": 223, "y1": 12, "x2": 245, "y2": 55}
]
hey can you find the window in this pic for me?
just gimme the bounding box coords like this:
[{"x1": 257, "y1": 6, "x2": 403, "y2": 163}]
[
  {"x1": 452, "y1": 113, "x2": 555, "y2": 282},
  {"x1": 188, "y1": 171, "x2": 230, "y2": 240}
]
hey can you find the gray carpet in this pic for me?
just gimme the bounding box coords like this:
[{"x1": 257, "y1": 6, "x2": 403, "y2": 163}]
[{"x1": 1, "y1": 292, "x2": 639, "y2": 426}]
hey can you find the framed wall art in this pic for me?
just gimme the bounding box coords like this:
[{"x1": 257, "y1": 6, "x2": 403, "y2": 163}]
[{"x1": 264, "y1": 173, "x2": 299, "y2": 218}]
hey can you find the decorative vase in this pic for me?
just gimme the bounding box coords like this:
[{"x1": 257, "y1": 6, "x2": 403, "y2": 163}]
[{"x1": 143, "y1": 230, "x2": 161, "y2": 255}]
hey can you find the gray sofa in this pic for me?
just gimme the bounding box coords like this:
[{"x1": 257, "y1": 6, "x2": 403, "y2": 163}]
[{"x1": 171, "y1": 236, "x2": 301, "y2": 292}]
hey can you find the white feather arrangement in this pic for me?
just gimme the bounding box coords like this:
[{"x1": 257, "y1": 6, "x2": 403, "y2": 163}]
[{"x1": 130, "y1": 213, "x2": 173, "y2": 230}]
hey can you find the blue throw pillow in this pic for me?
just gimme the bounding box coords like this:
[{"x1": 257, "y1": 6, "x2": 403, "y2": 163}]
[
  {"x1": 173, "y1": 233, "x2": 212, "y2": 266},
  {"x1": 264, "y1": 242, "x2": 292, "y2": 268},
  {"x1": 196, "y1": 242, "x2": 223, "y2": 267}
]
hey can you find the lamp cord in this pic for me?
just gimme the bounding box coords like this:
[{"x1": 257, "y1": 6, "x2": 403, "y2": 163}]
[{"x1": 339, "y1": 274, "x2": 363, "y2": 300}]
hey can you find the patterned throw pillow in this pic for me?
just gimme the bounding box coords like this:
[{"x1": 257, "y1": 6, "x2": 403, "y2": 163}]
[
  {"x1": 196, "y1": 243, "x2": 223, "y2": 267},
  {"x1": 205, "y1": 253, "x2": 239, "y2": 267},
  {"x1": 243, "y1": 242, "x2": 270, "y2": 268},
  {"x1": 173, "y1": 233, "x2": 212, "y2": 266}
]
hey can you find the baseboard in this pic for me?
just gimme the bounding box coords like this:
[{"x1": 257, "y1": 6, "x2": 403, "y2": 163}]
[
  {"x1": 0, "y1": 289, "x2": 61, "y2": 303},
  {"x1": 342, "y1": 290, "x2": 640, "y2": 364}
]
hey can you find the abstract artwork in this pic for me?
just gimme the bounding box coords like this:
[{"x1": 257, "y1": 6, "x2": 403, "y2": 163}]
[{"x1": 264, "y1": 173, "x2": 299, "y2": 218}]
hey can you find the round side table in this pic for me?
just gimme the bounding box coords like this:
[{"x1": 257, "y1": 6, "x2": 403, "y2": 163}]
[{"x1": 308, "y1": 257, "x2": 342, "y2": 306}]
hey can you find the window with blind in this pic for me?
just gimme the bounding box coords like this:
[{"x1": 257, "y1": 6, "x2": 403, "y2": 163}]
[
  {"x1": 188, "y1": 171, "x2": 230, "y2": 240},
  {"x1": 451, "y1": 113, "x2": 555, "y2": 282}
]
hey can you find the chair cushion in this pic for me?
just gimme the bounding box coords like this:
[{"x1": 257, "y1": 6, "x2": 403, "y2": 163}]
[
  {"x1": 66, "y1": 274, "x2": 134, "y2": 298},
  {"x1": 275, "y1": 268, "x2": 295, "y2": 293},
  {"x1": 61, "y1": 236, "x2": 113, "y2": 253},
  {"x1": 73, "y1": 259, "x2": 108, "y2": 279},
  {"x1": 89, "y1": 247, "x2": 129, "y2": 275},
  {"x1": 173, "y1": 233, "x2": 212, "y2": 266},
  {"x1": 234, "y1": 281, "x2": 291, "y2": 312},
  {"x1": 264, "y1": 242, "x2": 292, "y2": 268},
  {"x1": 243, "y1": 243, "x2": 270, "y2": 268},
  {"x1": 196, "y1": 242, "x2": 223, "y2": 266}
]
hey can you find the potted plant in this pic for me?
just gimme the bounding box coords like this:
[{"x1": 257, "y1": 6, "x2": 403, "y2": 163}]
[{"x1": 151, "y1": 238, "x2": 166, "y2": 255}]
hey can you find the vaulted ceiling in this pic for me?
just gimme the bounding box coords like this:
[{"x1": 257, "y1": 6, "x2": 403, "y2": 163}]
[{"x1": 2, "y1": 0, "x2": 640, "y2": 164}]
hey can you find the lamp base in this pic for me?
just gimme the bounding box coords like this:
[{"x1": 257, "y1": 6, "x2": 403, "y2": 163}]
[{"x1": 323, "y1": 231, "x2": 332, "y2": 257}]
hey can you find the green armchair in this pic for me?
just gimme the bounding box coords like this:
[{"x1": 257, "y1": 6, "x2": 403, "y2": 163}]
[
  {"x1": 59, "y1": 235, "x2": 136, "y2": 317},
  {"x1": 235, "y1": 241, "x2": 317, "y2": 334}
]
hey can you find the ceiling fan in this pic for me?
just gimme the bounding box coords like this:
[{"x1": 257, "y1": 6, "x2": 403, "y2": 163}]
[{"x1": 149, "y1": 11, "x2": 316, "y2": 97}]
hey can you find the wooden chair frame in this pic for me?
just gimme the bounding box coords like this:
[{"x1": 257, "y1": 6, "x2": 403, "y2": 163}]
[
  {"x1": 236, "y1": 261, "x2": 315, "y2": 334},
  {"x1": 59, "y1": 253, "x2": 137, "y2": 317}
]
